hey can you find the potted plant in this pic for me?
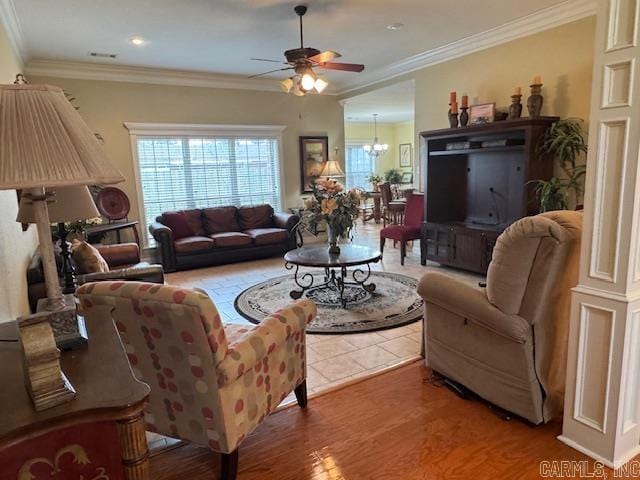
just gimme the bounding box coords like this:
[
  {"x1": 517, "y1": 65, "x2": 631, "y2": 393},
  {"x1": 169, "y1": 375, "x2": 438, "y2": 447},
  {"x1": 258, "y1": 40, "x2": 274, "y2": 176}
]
[
  {"x1": 384, "y1": 168, "x2": 403, "y2": 185},
  {"x1": 529, "y1": 118, "x2": 588, "y2": 212},
  {"x1": 366, "y1": 173, "x2": 383, "y2": 191}
]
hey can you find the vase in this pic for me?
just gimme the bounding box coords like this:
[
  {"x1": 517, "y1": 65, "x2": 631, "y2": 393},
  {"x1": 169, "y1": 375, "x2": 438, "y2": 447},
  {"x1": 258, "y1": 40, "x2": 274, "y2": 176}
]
[{"x1": 327, "y1": 224, "x2": 341, "y2": 255}]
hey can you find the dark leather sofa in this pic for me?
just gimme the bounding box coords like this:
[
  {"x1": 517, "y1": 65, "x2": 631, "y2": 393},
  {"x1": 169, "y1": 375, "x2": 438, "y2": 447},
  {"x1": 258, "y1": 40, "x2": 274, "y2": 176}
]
[
  {"x1": 27, "y1": 242, "x2": 165, "y2": 312},
  {"x1": 149, "y1": 204, "x2": 299, "y2": 272}
]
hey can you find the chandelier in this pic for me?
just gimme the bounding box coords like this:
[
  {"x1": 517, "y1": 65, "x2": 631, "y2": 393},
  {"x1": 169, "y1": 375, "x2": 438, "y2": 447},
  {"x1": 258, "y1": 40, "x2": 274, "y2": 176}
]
[
  {"x1": 281, "y1": 67, "x2": 328, "y2": 96},
  {"x1": 363, "y1": 114, "x2": 388, "y2": 157}
]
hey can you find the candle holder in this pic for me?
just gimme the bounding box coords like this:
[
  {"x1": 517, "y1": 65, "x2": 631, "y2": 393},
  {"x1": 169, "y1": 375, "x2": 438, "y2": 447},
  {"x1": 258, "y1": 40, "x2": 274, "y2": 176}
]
[
  {"x1": 527, "y1": 84, "x2": 543, "y2": 117},
  {"x1": 448, "y1": 112, "x2": 459, "y2": 128},
  {"x1": 508, "y1": 94, "x2": 523, "y2": 120},
  {"x1": 460, "y1": 107, "x2": 469, "y2": 127}
]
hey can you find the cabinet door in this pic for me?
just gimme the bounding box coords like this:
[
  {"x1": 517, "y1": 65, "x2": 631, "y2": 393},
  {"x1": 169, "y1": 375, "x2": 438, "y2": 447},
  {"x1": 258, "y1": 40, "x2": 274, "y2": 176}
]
[
  {"x1": 423, "y1": 223, "x2": 451, "y2": 263},
  {"x1": 480, "y1": 231, "x2": 501, "y2": 271},
  {"x1": 450, "y1": 227, "x2": 484, "y2": 272}
]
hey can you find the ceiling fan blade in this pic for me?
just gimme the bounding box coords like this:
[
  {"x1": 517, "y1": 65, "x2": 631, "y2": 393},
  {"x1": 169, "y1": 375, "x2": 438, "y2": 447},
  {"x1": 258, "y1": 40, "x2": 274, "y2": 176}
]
[
  {"x1": 248, "y1": 67, "x2": 294, "y2": 79},
  {"x1": 318, "y1": 62, "x2": 365, "y2": 72},
  {"x1": 308, "y1": 50, "x2": 342, "y2": 64},
  {"x1": 251, "y1": 58, "x2": 285, "y2": 63}
]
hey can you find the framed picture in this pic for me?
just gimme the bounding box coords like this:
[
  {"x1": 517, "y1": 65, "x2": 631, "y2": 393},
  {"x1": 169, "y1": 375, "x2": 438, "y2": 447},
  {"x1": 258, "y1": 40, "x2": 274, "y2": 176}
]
[
  {"x1": 401, "y1": 172, "x2": 413, "y2": 184},
  {"x1": 399, "y1": 143, "x2": 412, "y2": 167},
  {"x1": 469, "y1": 103, "x2": 496, "y2": 125},
  {"x1": 299, "y1": 136, "x2": 328, "y2": 193}
]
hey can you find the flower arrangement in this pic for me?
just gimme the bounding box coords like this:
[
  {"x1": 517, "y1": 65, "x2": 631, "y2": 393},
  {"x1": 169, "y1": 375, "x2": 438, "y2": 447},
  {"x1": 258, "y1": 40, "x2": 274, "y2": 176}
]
[{"x1": 301, "y1": 178, "x2": 361, "y2": 254}]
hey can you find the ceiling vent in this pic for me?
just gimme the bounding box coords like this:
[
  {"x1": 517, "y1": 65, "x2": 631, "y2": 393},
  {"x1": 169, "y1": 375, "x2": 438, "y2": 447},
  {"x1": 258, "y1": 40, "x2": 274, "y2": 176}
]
[{"x1": 88, "y1": 52, "x2": 117, "y2": 59}]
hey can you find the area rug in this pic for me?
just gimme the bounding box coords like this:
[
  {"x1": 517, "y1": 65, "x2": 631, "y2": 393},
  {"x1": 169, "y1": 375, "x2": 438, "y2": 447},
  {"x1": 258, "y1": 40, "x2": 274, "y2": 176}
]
[{"x1": 234, "y1": 271, "x2": 423, "y2": 334}]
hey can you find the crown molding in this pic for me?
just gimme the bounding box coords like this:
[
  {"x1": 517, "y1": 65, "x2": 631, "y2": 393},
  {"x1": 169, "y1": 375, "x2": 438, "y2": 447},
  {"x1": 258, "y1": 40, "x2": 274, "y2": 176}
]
[
  {"x1": 25, "y1": 59, "x2": 296, "y2": 93},
  {"x1": 337, "y1": 0, "x2": 598, "y2": 95},
  {"x1": 20, "y1": 0, "x2": 596, "y2": 95},
  {"x1": 0, "y1": 0, "x2": 27, "y2": 65}
]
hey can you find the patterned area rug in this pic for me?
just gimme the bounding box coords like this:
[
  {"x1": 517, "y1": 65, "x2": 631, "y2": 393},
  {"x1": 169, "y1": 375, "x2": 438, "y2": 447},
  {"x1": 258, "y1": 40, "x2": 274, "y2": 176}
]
[{"x1": 234, "y1": 271, "x2": 423, "y2": 334}]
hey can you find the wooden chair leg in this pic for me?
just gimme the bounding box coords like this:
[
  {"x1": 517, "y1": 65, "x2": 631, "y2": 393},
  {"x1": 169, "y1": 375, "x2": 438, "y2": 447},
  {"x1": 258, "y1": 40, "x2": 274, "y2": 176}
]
[
  {"x1": 401, "y1": 241, "x2": 407, "y2": 266},
  {"x1": 294, "y1": 380, "x2": 308, "y2": 408},
  {"x1": 380, "y1": 237, "x2": 386, "y2": 255},
  {"x1": 220, "y1": 450, "x2": 239, "y2": 480}
]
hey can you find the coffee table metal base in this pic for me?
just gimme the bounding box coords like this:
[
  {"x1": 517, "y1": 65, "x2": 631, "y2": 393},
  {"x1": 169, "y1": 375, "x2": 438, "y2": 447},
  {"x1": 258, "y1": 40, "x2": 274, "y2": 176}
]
[{"x1": 285, "y1": 263, "x2": 376, "y2": 308}]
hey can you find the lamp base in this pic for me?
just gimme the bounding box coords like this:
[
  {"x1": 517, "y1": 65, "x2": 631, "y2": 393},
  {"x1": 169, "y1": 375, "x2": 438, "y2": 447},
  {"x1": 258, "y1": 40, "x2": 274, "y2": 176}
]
[
  {"x1": 36, "y1": 294, "x2": 88, "y2": 350},
  {"x1": 18, "y1": 313, "x2": 76, "y2": 411}
]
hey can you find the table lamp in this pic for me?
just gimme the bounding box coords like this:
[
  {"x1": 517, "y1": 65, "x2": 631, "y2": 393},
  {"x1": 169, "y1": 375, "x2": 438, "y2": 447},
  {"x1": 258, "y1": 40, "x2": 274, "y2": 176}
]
[
  {"x1": 0, "y1": 82, "x2": 124, "y2": 410},
  {"x1": 18, "y1": 186, "x2": 100, "y2": 296}
]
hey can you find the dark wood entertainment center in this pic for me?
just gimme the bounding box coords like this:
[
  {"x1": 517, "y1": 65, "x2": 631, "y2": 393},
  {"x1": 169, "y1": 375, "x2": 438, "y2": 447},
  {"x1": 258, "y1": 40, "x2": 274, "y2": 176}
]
[{"x1": 420, "y1": 116, "x2": 559, "y2": 273}]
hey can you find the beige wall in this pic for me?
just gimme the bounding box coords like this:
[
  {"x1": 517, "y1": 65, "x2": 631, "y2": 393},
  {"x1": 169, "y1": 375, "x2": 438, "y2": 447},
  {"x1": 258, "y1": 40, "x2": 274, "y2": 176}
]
[
  {"x1": 29, "y1": 76, "x2": 345, "y2": 229},
  {"x1": 345, "y1": 120, "x2": 415, "y2": 175},
  {"x1": 413, "y1": 17, "x2": 595, "y2": 133},
  {"x1": 0, "y1": 24, "x2": 39, "y2": 320},
  {"x1": 341, "y1": 17, "x2": 596, "y2": 187}
]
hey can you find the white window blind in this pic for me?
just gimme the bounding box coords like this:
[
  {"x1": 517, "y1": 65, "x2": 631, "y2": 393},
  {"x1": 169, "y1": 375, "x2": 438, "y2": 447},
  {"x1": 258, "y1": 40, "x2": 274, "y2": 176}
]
[
  {"x1": 131, "y1": 129, "x2": 283, "y2": 246},
  {"x1": 345, "y1": 144, "x2": 375, "y2": 190}
]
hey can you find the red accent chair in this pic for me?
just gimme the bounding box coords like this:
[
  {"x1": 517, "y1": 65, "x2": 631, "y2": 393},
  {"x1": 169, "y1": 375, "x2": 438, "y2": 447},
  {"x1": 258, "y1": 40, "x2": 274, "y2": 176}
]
[{"x1": 380, "y1": 193, "x2": 424, "y2": 265}]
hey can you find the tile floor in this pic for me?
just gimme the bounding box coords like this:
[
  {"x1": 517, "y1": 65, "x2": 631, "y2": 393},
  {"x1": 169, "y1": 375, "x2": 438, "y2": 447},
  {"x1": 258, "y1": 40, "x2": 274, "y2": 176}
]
[{"x1": 166, "y1": 220, "x2": 482, "y2": 397}]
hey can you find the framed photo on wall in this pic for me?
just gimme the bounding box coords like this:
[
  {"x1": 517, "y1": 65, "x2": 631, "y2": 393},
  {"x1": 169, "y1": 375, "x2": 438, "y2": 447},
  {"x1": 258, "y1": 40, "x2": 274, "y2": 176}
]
[
  {"x1": 399, "y1": 143, "x2": 412, "y2": 167},
  {"x1": 299, "y1": 136, "x2": 328, "y2": 193}
]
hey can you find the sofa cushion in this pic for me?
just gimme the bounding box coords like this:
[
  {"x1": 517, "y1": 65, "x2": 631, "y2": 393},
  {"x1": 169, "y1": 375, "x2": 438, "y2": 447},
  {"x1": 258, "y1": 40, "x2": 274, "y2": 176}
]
[
  {"x1": 244, "y1": 228, "x2": 288, "y2": 246},
  {"x1": 210, "y1": 232, "x2": 253, "y2": 248},
  {"x1": 161, "y1": 211, "x2": 194, "y2": 240},
  {"x1": 238, "y1": 205, "x2": 274, "y2": 230},
  {"x1": 174, "y1": 236, "x2": 215, "y2": 254},
  {"x1": 71, "y1": 240, "x2": 109, "y2": 274},
  {"x1": 203, "y1": 206, "x2": 240, "y2": 234}
]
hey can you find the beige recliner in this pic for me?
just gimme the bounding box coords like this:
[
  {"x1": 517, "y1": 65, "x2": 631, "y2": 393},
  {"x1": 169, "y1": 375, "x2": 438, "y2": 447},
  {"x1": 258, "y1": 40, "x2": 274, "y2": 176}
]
[{"x1": 417, "y1": 211, "x2": 582, "y2": 424}]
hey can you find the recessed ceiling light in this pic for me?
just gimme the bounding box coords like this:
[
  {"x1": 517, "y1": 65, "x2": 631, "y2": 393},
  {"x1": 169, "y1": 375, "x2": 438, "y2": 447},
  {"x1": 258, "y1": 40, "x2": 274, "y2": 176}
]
[
  {"x1": 129, "y1": 36, "x2": 147, "y2": 46},
  {"x1": 386, "y1": 23, "x2": 404, "y2": 30}
]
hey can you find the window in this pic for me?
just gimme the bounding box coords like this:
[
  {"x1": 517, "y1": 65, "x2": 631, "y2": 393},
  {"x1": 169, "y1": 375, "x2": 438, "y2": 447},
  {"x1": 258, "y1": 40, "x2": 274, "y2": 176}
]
[
  {"x1": 345, "y1": 143, "x2": 375, "y2": 190},
  {"x1": 126, "y1": 124, "x2": 285, "y2": 246}
]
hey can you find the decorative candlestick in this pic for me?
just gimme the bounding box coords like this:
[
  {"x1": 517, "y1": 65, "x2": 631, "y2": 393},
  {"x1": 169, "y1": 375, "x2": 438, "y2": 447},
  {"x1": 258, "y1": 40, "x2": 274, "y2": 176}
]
[
  {"x1": 460, "y1": 107, "x2": 469, "y2": 126},
  {"x1": 508, "y1": 94, "x2": 523, "y2": 120},
  {"x1": 459, "y1": 94, "x2": 469, "y2": 126},
  {"x1": 527, "y1": 83, "x2": 543, "y2": 117},
  {"x1": 449, "y1": 100, "x2": 459, "y2": 128}
]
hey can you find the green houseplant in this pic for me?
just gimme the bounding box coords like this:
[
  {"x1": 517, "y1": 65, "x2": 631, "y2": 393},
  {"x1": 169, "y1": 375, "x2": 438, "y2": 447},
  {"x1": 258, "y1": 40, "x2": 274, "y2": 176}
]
[
  {"x1": 383, "y1": 168, "x2": 403, "y2": 184},
  {"x1": 530, "y1": 118, "x2": 588, "y2": 212}
]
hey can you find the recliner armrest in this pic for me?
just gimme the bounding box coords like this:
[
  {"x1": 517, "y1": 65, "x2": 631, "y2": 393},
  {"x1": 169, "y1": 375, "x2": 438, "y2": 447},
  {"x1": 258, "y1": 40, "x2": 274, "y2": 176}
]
[
  {"x1": 273, "y1": 212, "x2": 299, "y2": 232},
  {"x1": 97, "y1": 243, "x2": 140, "y2": 267},
  {"x1": 417, "y1": 271, "x2": 530, "y2": 343},
  {"x1": 78, "y1": 264, "x2": 165, "y2": 285}
]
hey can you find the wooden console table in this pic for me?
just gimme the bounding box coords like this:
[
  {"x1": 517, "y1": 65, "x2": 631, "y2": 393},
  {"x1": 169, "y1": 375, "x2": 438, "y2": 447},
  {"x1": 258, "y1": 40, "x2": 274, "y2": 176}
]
[
  {"x1": 85, "y1": 220, "x2": 140, "y2": 247},
  {"x1": 0, "y1": 314, "x2": 150, "y2": 479}
]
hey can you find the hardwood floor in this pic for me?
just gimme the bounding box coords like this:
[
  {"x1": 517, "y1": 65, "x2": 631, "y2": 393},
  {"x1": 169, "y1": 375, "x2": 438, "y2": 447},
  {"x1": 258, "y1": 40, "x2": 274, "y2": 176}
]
[{"x1": 150, "y1": 361, "x2": 625, "y2": 480}]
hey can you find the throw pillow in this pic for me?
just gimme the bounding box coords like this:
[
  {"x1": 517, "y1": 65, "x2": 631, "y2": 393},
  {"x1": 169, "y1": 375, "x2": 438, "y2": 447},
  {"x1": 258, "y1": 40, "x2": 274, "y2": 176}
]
[
  {"x1": 71, "y1": 240, "x2": 109, "y2": 274},
  {"x1": 161, "y1": 211, "x2": 195, "y2": 239}
]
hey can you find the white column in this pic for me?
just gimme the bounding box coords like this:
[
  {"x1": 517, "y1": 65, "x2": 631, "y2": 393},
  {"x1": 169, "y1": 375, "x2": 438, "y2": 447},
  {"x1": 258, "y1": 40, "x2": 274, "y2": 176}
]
[{"x1": 560, "y1": 0, "x2": 640, "y2": 468}]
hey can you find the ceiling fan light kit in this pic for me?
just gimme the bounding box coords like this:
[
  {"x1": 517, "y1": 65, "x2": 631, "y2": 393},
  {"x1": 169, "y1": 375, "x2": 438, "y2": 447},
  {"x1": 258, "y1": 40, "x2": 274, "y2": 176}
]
[{"x1": 251, "y1": 5, "x2": 364, "y2": 96}]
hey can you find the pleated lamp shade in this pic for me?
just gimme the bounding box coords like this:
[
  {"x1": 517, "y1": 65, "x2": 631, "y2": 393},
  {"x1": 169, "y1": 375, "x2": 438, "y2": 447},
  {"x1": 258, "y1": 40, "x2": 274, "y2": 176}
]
[
  {"x1": 319, "y1": 160, "x2": 345, "y2": 178},
  {"x1": 0, "y1": 84, "x2": 124, "y2": 189},
  {"x1": 17, "y1": 186, "x2": 100, "y2": 223}
]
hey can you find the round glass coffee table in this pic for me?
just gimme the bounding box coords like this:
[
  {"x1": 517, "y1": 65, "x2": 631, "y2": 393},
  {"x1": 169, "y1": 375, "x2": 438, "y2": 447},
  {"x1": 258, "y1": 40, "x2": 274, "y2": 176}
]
[{"x1": 284, "y1": 244, "x2": 382, "y2": 308}]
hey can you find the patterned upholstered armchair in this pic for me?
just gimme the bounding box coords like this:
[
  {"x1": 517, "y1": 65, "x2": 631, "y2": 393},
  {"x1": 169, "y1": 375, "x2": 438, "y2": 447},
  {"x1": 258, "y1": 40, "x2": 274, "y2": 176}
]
[{"x1": 76, "y1": 281, "x2": 317, "y2": 480}]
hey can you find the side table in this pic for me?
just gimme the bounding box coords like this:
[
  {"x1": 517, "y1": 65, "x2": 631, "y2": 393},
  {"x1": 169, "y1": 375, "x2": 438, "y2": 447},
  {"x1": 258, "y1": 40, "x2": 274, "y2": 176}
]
[{"x1": 0, "y1": 315, "x2": 151, "y2": 480}]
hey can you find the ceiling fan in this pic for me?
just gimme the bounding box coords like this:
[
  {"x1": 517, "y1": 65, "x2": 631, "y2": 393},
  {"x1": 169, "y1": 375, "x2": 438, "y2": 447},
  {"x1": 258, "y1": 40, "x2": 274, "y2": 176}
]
[{"x1": 250, "y1": 4, "x2": 365, "y2": 95}]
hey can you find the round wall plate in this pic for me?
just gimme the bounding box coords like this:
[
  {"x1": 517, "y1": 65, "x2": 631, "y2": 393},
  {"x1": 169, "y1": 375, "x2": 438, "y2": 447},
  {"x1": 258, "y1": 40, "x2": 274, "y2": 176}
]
[{"x1": 96, "y1": 187, "x2": 130, "y2": 221}]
